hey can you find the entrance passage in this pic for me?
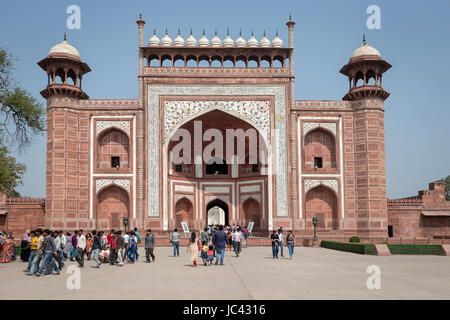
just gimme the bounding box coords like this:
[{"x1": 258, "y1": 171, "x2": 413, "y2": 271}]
[{"x1": 206, "y1": 199, "x2": 229, "y2": 227}]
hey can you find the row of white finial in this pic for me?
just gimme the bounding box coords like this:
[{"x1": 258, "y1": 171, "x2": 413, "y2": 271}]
[{"x1": 148, "y1": 29, "x2": 284, "y2": 48}]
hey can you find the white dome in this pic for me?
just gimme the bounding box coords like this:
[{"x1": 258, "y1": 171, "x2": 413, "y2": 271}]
[
  {"x1": 223, "y1": 29, "x2": 234, "y2": 47},
  {"x1": 350, "y1": 42, "x2": 381, "y2": 58},
  {"x1": 161, "y1": 29, "x2": 173, "y2": 46},
  {"x1": 271, "y1": 31, "x2": 283, "y2": 47},
  {"x1": 174, "y1": 29, "x2": 185, "y2": 46},
  {"x1": 211, "y1": 31, "x2": 222, "y2": 47},
  {"x1": 259, "y1": 31, "x2": 271, "y2": 47},
  {"x1": 148, "y1": 29, "x2": 160, "y2": 46},
  {"x1": 198, "y1": 30, "x2": 210, "y2": 47},
  {"x1": 49, "y1": 40, "x2": 80, "y2": 58},
  {"x1": 186, "y1": 30, "x2": 197, "y2": 47},
  {"x1": 235, "y1": 30, "x2": 247, "y2": 47},
  {"x1": 247, "y1": 32, "x2": 259, "y2": 47}
]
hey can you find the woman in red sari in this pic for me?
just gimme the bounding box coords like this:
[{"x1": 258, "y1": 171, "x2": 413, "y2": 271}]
[{"x1": 1, "y1": 234, "x2": 14, "y2": 263}]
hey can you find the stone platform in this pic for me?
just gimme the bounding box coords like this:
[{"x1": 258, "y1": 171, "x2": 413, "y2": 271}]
[{"x1": 1, "y1": 246, "x2": 450, "y2": 300}]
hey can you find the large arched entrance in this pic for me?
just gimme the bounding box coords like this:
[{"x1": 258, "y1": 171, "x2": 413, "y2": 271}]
[
  {"x1": 166, "y1": 109, "x2": 268, "y2": 230},
  {"x1": 206, "y1": 199, "x2": 229, "y2": 227},
  {"x1": 305, "y1": 185, "x2": 338, "y2": 230},
  {"x1": 97, "y1": 185, "x2": 129, "y2": 230}
]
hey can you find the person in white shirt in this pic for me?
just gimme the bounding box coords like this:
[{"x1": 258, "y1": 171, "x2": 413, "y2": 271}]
[
  {"x1": 123, "y1": 232, "x2": 130, "y2": 260},
  {"x1": 60, "y1": 231, "x2": 66, "y2": 261},
  {"x1": 231, "y1": 229, "x2": 242, "y2": 257},
  {"x1": 277, "y1": 228, "x2": 284, "y2": 257},
  {"x1": 75, "y1": 229, "x2": 86, "y2": 267}
]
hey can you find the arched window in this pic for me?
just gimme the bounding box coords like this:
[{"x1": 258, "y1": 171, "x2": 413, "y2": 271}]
[
  {"x1": 148, "y1": 55, "x2": 159, "y2": 67},
  {"x1": 173, "y1": 55, "x2": 185, "y2": 67},
  {"x1": 248, "y1": 56, "x2": 259, "y2": 68},
  {"x1": 67, "y1": 69, "x2": 76, "y2": 85},
  {"x1": 186, "y1": 55, "x2": 197, "y2": 67},
  {"x1": 211, "y1": 56, "x2": 222, "y2": 68},
  {"x1": 273, "y1": 56, "x2": 284, "y2": 68},
  {"x1": 366, "y1": 69, "x2": 376, "y2": 85},
  {"x1": 97, "y1": 129, "x2": 130, "y2": 169},
  {"x1": 355, "y1": 71, "x2": 364, "y2": 87},
  {"x1": 55, "y1": 68, "x2": 65, "y2": 84},
  {"x1": 260, "y1": 56, "x2": 271, "y2": 68},
  {"x1": 198, "y1": 55, "x2": 210, "y2": 67},
  {"x1": 161, "y1": 55, "x2": 172, "y2": 67},
  {"x1": 304, "y1": 128, "x2": 336, "y2": 169},
  {"x1": 223, "y1": 56, "x2": 234, "y2": 68}
]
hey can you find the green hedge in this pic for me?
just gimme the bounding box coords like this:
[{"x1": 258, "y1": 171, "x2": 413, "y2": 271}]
[
  {"x1": 387, "y1": 244, "x2": 442, "y2": 255},
  {"x1": 320, "y1": 240, "x2": 375, "y2": 255}
]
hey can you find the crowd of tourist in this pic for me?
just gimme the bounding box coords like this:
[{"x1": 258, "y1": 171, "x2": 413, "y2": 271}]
[{"x1": 1, "y1": 224, "x2": 296, "y2": 272}]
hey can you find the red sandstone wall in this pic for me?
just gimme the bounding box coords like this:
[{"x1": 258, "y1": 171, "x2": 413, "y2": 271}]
[
  {"x1": 46, "y1": 103, "x2": 90, "y2": 231},
  {"x1": 3, "y1": 198, "x2": 45, "y2": 241},
  {"x1": 351, "y1": 104, "x2": 387, "y2": 236}
]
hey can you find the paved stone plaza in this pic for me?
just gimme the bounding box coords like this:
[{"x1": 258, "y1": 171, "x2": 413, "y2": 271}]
[{"x1": 1, "y1": 246, "x2": 449, "y2": 300}]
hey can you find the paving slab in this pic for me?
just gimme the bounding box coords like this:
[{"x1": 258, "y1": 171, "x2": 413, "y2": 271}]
[{"x1": 0, "y1": 247, "x2": 449, "y2": 300}]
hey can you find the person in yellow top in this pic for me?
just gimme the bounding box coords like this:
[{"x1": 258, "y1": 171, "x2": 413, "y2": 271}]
[
  {"x1": 24, "y1": 230, "x2": 37, "y2": 272},
  {"x1": 26, "y1": 228, "x2": 44, "y2": 275},
  {"x1": 201, "y1": 242, "x2": 208, "y2": 266}
]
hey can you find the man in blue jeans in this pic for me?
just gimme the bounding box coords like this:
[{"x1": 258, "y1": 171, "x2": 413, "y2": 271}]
[
  {"x1": 271, "y1": 230, "x2": 279, "y2": 259},
  {"x1": 212, "y1": 225, "x2": 227, "y2": 265},
  {"x1": 170, "y1": 228, "x2": 180, "y2": 256},
  {"x1": 277, "y1": 228, "x2": 284, "y2": 257},
  {"x1": 36, "y1": 229, "x2": 60, "y2": 276}
]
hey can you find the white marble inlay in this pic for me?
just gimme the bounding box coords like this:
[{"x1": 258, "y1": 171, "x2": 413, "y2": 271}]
[
  {"x1": 303, "y1": 122, "x2": 336, "y2": 136},
  {"x1": 96, "y1": 120, "x2": 131, "y2": 136}
]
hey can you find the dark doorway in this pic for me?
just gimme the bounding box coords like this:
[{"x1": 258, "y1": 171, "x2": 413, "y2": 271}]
[
  {"x1": 388, "y1": 225, "x2": 394, "y2": 238},
  {"x1": 206, "y1": 199, "x2": 229, "y2": 226}
]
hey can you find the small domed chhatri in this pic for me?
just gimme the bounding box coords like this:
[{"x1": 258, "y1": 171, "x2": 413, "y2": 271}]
[
  {"x1": 148, "y1": 29, "x2": 161, "y2": 46},
  {"x1": 198, "y1": 29, "x2": 210, "y2": 47},
  {"x1": 211, "y1": 30, "x2": 222, "y2": 47},
  {"x1": 161, "y1": 29, "x2": 173, "y2": 46},
  {"x1": 247, "y1": 31, "x2": 259, "y2": 47},
  {"x1": 235, "y1": 30, "x2": 247, "y2": 47},
  {"x1": 174, "y1": 28, "x2": 185, "y2": 47},
  {"x1": 259, "y1": 31, "x2": 271, "y2": 47},
  {"x1": 48, "y1": 33, "x2": 81, "y2": 59},
  {"x1": 350, "y1": 35, "x2": 381, "y2": 59},
  {"x1": 223, "y1": 28, "x2": 234, "y2": 47},
  {"x1": 186, "y1": 29, "x2": 197, "y2": 47},
  {"x1": 271, "y1": 30, "x2": 283, "y2": 47}
]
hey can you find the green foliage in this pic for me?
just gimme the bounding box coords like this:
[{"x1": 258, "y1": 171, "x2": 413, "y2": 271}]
[
  {"x1": 437, "y1": 176, "x2": 450, "y2": 201},
  {"x1": 0, "y1": 145, "x2": 25, "y2": 196},
  {"x1": 349, "y1": 236, "x2": 360, "y2": 243},
  {"x1": 0, "y1": 47, "x2": 45, "y2": 148},
  {"x1": 0, "y1": 47, "x2": 45, "y2": 196},
  {"x1": 320, "y1": 240, "x2": 375, "y2": 255},
  {"x1": 387, "y1": 244, "x2": 442, "y2": 255}
]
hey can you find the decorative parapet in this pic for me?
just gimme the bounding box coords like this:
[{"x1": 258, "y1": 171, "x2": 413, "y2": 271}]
[
  {"x1": 6, "y1": 197, "x2": 46, "y2": 206},
  {"x1": 143, "y1": 66, "x2": 290, "y2": 78},
  {"x1": 387, "y1": 197, "x2": 423, "y2": 205},
  {"x1": 47, "y1": 98, "x2": 140, "y2": 110},
  {"x1": 293, "y1": 100, "x2": 352, "y2": 111}
]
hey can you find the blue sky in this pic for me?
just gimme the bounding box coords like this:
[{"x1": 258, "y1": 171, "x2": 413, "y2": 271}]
[{"x1": 0, "y1": 0, "x2": 449, "y2": 199}]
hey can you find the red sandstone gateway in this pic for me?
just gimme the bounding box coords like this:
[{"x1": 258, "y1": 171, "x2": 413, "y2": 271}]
[{"x1": 1, "y1": 16, "x2": 449, "y2": 242}]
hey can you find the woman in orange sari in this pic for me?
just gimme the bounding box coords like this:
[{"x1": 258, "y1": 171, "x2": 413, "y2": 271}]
[{"x1": 1, "y1": 234, "x2": 14, "y2": 263}]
